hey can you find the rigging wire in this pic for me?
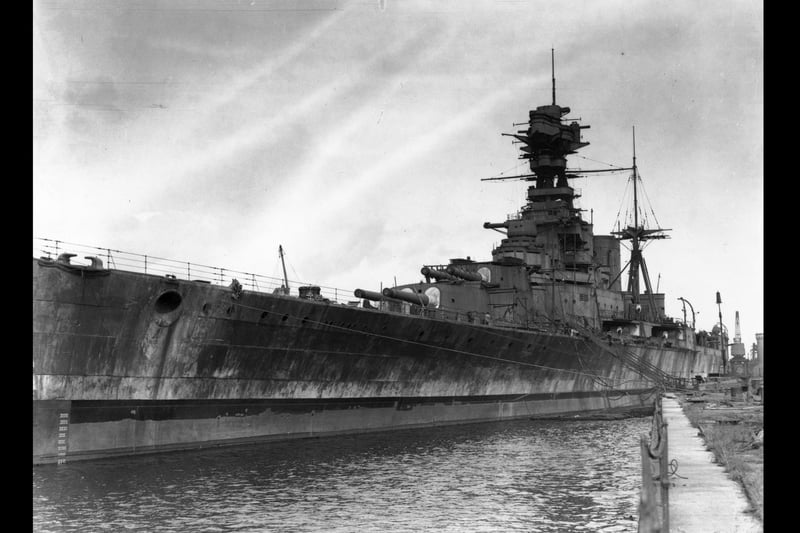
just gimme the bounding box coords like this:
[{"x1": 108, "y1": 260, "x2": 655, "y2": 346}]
[
  {"x1": 495, "y1": 161, "x2": 528, "y2": 178},
  {"x1": 229, "y1": 299, "x2": 660, "y2": 390},
  {"x1": 574, "y1": 154, "x2": 627, "y2": 169},
  {"x1": 613, "y1": 171, "x2": 665, "y2": 233},
  {"x1": 278, "y1": 248, "x2": 303, "y2": 286},
  {"x1": 636, "y1": 173, "x2": 664, "y2": 229},
  {"x1": 612, "y1": 173, "x2": 633, "y2": 232}
]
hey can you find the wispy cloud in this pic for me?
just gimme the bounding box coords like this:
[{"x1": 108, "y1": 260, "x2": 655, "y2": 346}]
[
  {"x1": 176, "y1": 3, "x2": 355, "y2": 130},
  {"x1": 148, "y1": 18, "x2": 451, "y2": 196}
]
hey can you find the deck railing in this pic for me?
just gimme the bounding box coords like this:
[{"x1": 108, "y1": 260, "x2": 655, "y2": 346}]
[
  {"x1": 33, "y1": 238, "x2": 633, "y2": 336},
  {"x1": 33, "y1": 237, "x2": 355, "y2": 305}
]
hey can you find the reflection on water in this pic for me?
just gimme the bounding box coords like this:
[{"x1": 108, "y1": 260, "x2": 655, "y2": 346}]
[{"x1": 33, "y1": 417, "x2": 650, "y2": 532}]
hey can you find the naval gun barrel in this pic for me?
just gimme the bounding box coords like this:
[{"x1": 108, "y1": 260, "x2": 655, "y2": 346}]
[
  {"x1": 420, "y1": 266, "x2": 457, "y2": 281},
  {"x1": 354, "y1": 288, "x2": 384, "y2": 301},
  {"x1": 483, "y1": 221, "x2": 509, "y2": 229},
  {"x1": 382, "y1": 287, "x2": 430, "y2": 306},
  {"x1": 445, "y1": 265, "x2": 483, "y2": 282}
]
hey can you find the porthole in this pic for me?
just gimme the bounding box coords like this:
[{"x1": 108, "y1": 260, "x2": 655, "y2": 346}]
[
  {"x1": 202, "y1": 303, "x2": 210, "y2": 314},
  {"x1": 281, "y1": 314, "x2": 289, "y2": 322},
  {"x1": 155, "y1": 290, "x2": 182, "y2": 314},
  {"x1": 260, "y1": 311, "x2": 268, "y2": 320}
]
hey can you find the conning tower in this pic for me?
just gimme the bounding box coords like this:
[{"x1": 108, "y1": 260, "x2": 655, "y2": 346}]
[{"x1": 484, "y1": 50, "x2": 593, "y2": 275}]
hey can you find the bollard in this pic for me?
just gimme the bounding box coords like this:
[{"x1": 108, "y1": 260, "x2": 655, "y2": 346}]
[
  {"x1": 639, "y1": 435, "x2": 660, "y2": 532},
  {"x1": 639, "y1": 396, "x2": 669, "y2": 533},
  {"x1": 660, "y1": 421, "x2": 670, "y2": 532}
]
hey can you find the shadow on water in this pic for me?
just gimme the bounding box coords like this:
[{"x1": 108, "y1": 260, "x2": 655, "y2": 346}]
[{"x1": 34, "y1": 417, "x2": 649, "y2": 532}]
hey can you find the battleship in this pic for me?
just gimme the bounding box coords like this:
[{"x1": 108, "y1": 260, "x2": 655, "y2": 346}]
[{"x1": 33, "y1": 54, "x2": 723, "y2": 465}]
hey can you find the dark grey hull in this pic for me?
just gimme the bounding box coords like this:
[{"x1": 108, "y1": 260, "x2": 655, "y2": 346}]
[{"x1": 33, "y1": 259, "x2": 716, "y2": 464}]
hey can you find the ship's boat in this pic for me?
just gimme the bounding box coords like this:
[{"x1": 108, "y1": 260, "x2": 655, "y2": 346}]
[{"x1": 33, "y1": 54, "x2": 723, "y2": 465}]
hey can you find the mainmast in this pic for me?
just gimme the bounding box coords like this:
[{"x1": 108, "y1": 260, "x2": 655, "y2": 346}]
[
  {"x1": 611, "y1": 127, "x2": 670, "y2": 322},
  {"x1": 632, "y1": 127, "x2": 639, "y2": 233}
]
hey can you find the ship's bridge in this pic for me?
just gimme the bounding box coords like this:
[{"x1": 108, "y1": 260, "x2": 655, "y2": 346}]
[{"x1": 527, "y1": 185, "x2": 580, "y2": 201}]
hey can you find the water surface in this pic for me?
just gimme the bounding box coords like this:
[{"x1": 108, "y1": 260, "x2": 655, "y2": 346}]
[{"x1": 33, "y1": 417, "x2": 650, "y2": 532}]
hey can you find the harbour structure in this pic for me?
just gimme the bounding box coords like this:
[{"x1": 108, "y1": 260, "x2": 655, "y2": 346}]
[
  {"x1": 33, "y1": 53, "x2": 723, "y2": 465},
  {"x1": 729, "y1": 311, "x2": 749, "y2": 376},
  {"x1": 749, "y1": 332, "x2": 763, "y2": 377}
]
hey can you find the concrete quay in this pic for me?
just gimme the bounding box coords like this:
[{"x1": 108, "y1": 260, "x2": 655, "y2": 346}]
[{"x1": 661, "y1": 396, "x2": 762, "y2": 532}]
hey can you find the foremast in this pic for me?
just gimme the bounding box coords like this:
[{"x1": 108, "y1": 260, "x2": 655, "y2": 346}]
[
  {"x1": 486, "y1": 49, "x2": 594, "y2": 276},
  {"x1": 481, "y1": 50, "x2": 675, "y2": 331}
]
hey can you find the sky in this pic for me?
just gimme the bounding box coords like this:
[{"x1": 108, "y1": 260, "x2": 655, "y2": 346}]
[{"x1": 33, "y1": 0, "x2": 763, "y2": 350}]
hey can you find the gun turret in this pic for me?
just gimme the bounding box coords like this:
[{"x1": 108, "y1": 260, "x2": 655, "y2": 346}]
[
  {"x1": 382, "y1": 287, "x2": 430, "y2": 306},
  {"x1": 354, "y1": 288, "x2": 384, "y2": 301},
  {"x1": 445, "y1": 265, "x2": 483, "y2": 282},
  {"x1": 420, "y1": 266, "x2": 458, "y2": 282}
]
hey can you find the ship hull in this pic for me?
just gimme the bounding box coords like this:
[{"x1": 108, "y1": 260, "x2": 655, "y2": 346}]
[
  {"x1": 33, "y1": 259, "x2": 715, "y2": 465},
  {"x1": 34, "y1": 392, "x2": 655, "y2": 464}
]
